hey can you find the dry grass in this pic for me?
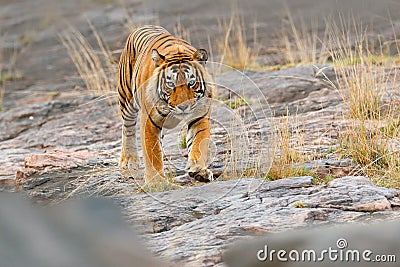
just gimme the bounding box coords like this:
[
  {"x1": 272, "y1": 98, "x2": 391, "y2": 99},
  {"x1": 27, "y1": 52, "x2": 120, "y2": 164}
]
[
  {"x1": 273, "y1": 13, "x2": 400, "y2": 187},
  {"x1": 280, "y1": 11, "x2": 329, "y2": 65},
  {"x1": 0, "y1": 40, "x2": 3, "y2": 111},
  {"x1": 59, "y1": 21, "x2": 117, "y2": 104},
  {"x1": 266, "y1": 112, "x2": 315, "y2": 180},
  {"x1": 0, "y1": 36, "x2": 24, "y2": 111},
  {"x1": 324, "y1": 17, "x2": 400, "y2": 188},
  {"x1": 173, "y1": 17, "x2": 191, "y2": 44},
  {"x1": 0, "y1": 41, "x2": 23, "y2": 86},
  {"x1": 326, "y1": 17, "x2": 390, "y2": 120},
  {"x1": 216, "y1": 11, "x2": 259, "y2": 70}
]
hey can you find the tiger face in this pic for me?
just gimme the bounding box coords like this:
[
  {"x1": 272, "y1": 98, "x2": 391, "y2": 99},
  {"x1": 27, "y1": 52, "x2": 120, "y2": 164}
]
[{"x1": 151, "y1": 49, "x2": 211, "y2": 119}]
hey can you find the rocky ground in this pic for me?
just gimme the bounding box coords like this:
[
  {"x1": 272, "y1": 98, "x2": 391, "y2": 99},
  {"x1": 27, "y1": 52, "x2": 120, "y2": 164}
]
[{"x1": 1, "y1": 0, "x2": 400, "y2": 266}]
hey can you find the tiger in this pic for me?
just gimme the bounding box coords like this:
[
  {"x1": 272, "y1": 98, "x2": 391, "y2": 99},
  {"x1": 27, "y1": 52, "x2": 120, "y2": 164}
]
[{"x1": 117, "y1": 25, "x2": 214, "y2": 184}]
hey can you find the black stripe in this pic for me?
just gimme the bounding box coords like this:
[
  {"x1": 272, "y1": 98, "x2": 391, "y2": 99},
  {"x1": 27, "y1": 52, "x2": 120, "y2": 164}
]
[
  {"x1": 123, "y1": 122, "x2": 137, "y2": 128},
  {"x1": 124, "y1": 132, "x2": 136, "y2": 137},
  {"x1": 128, "y1": 103, "x2": 139, "y2": 112},
  {"x1": 122, "y1": 111, "x2": 138, "y2": 121},
  {"x1": 148, "y1": 115, "x2": 162, "y2": 130},
  {"x1": 162, "y1": 43, "x2": 174, "y2": 49},
  {"x1": 119, "y1": 100, "x2": 127, "y2": 110},
  {"x1": 155, "y1": 36, "x2": 175, "y2": 49},
  {"x1": 156, "y1": 107, "x2": 169, "y2": 117},
  {"x1": 181, "y1": 64, "x2": 190, "y2": 70},
  {"x1": 193, "y1": 67, "x2": 205, "y2": 96},
  {"x1": 136, "y1": 29, "x2": 164, "y2": 53},
  {"x1": 166, "y1": 56, "x2": 191, "y2": 62},
  {"x1": 187, "y1": 128, "x2": 208, "y2": 149},
  {"x1": 187, "y1": 139, "x2": 193, "y2": 148},
  {"x1": 134, "y1": 30, "x2": 150, "y2": 52},
  {"x1": 193, "y1": 128, "x2": 208, "y2": 137},
  {"x1": 188, "y1": 112, "x2": 208, "y2": 129},
  {"x1": 144, "y1": 103, "x2": 162, "y2": 131}
]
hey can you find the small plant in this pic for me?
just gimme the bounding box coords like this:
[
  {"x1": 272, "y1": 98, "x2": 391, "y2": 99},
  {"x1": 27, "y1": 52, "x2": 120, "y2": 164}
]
[
  {"x1": 266, "y1": 165, "x2": 317, "y2": 182},
  {"x1": 294, "y1": 201, "x2": 306, "y2": 208},
  {"x1": 137, "y1": 181, "x2": 181, "y2": 193},
  {"x1": 325, "y1": 15, "x2": 399, "y2": 121},
  {"x1": 19, "y1": 30, "x2": 35, "y2": 47},
  {"x1": 0, "y1": 39, "x2": 23, "y2": 86},
  {"x1": 0, "y1": 36, "x2": 23, "y2": 111},
  {"x1": 223, "y1": 96, "x2": 251, "y2": 109},
  {"x1": 320, "y1": 175, "x2": 335, "y2": 184},
  {"x1": 178, "y1": 130, "x2": 187, "y2": 149}
]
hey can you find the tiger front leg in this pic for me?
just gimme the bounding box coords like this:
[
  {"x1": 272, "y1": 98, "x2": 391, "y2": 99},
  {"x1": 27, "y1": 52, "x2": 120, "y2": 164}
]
[
  {"x1": 120, "y1": 109, "x2": 140, "y2": 172},
  {"x1": 186, "y1": 116, "x2": 213, "y2": 182},
  {"x1": 140, "y1": 111, "x2": 167, "y2": 184}
]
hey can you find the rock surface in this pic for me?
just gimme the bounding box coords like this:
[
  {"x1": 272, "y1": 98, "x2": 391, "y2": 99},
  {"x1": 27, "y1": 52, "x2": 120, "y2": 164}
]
[
  {"x1": 114, "y1": 176, "x2": 400, "y2": 266},
  {"x1": 7, "y1": 173, "x2": 400, "y2": 266}
]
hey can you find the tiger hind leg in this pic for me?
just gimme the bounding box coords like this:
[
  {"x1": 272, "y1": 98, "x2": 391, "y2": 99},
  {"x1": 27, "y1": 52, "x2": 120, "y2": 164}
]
[{"x1": 119, "y1": 101, "x2": 140, "y2": 172}]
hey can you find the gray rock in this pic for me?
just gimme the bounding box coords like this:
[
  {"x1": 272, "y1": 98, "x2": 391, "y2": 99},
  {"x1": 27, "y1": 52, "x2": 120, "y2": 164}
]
[
  {"x1": 215, "y1": 65, "x2": 341, "y2": 116},
  {"x1": 112, "y1": 176, "x2": 400, "y2": 266},
  {"x1": 0, "y1": 193, "x2": 168, "y2": 267}
]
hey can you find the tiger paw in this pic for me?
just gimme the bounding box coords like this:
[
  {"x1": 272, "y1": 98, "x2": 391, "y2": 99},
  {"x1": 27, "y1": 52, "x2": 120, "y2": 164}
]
[
  {"x1": 187, "y1": 164, "x2": 214, "y2": 182},
  {"x1": 119, "y1": 152, "x2": 140, "y2": 172}
]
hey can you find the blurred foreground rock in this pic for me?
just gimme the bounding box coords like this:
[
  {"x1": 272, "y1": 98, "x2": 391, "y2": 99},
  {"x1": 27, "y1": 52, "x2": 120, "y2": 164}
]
[{"x1": 0, "y1": 193, "x2": 168, "y2": 267}]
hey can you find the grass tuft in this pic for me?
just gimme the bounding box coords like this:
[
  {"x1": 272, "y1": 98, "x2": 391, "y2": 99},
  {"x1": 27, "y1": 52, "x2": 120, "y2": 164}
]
[
  {"x1": 266, "y1": 112, "x2": 314, "y2": 180},
  {"x1": 59, "y1": 21, "x2": 117, "y2": 105},
  {"x1": 280, "y1": 10, "x2": 329, "y2": 65},
  {"x1": 0, "y1": 41, "x2": 3, "y2": 111},
  {"x1": 325, "y1": 16, "x2": 400, "y2": 188},
  {"x1": 216, "y1": 11, "x2": 258, "y2": 70}
]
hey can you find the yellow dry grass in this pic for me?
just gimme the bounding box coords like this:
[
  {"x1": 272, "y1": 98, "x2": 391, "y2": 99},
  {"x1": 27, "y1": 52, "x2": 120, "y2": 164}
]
[
  {"x1": 59, "y1": 21, "x2": 117, "y2": 105},
  {"x1": 216, "y1": 11, "x2": 258, "y2": 70},
  {"x1": 325, "y1": 16, "x2": 400, "y2": 188}
]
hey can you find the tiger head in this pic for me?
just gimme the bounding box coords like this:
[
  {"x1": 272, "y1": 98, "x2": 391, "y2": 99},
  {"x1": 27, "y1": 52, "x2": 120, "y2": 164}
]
[{"x1": 151, "y1": 48, "x2": 212, "y2": 117}]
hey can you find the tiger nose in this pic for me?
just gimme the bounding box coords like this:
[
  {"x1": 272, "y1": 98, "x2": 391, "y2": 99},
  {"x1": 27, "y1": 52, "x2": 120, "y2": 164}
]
[{"x1": 177, "y1": 103, "x2": 190, "y2": 112}]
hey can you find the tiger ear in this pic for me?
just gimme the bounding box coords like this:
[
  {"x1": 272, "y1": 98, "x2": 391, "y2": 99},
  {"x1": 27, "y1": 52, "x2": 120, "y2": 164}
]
[
  {"x1": 151, "y1": 49, "x2": 165, "y2": 67},
  {"x1": 193, "y1": 49, "x2": 208, "y2": 62}
]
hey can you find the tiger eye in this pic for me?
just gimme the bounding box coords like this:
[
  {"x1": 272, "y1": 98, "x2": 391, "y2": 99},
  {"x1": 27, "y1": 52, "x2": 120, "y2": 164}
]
[
  {"x1": 166, "y1": 81, "x2": 175, "y2": 88},
  {"x1": 188, "y1": 80, "x2": 196, "y2": 87}
]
